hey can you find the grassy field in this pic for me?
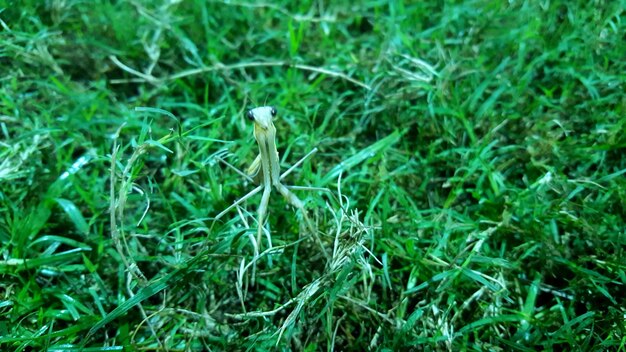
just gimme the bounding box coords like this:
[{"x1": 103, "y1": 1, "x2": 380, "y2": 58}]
[{"x1": 1, "y1": 0, "x2": 625, "y2": 350}]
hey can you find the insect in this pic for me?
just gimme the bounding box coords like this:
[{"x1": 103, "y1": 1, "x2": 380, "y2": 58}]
[{"x1": 215, "y1": 106, "x2": 328, "y2": 261}]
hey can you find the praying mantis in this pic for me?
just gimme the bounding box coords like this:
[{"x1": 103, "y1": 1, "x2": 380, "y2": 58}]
[{"x1": 214, "y1": 106, "x2": 328, "y2": 261}]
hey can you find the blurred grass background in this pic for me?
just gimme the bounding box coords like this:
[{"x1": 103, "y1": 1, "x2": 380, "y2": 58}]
[{"x1": 1, "y1": 0, "x2": 625, "y2": 350}]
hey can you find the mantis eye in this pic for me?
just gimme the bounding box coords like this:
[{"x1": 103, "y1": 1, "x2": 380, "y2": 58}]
[
  {"x1": 246, "y1": 110, "x2": 255, "y2": 121},
  {"x1": 270, "y1": 107, "x2": 277, "y2": 117}
]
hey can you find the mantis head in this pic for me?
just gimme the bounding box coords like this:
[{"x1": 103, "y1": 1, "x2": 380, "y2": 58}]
[{"x1": 246, "y1": 106, "x2": 277, "y2": 131}]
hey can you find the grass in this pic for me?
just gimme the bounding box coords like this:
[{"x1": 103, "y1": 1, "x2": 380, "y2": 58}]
[{"x1": 1, "y1": 0, "x2": 625, "y2": 350}]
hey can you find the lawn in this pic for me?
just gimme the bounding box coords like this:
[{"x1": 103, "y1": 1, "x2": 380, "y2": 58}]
[{"x1": 1, "y1": 0, "x2": 625, "y2": 350}]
